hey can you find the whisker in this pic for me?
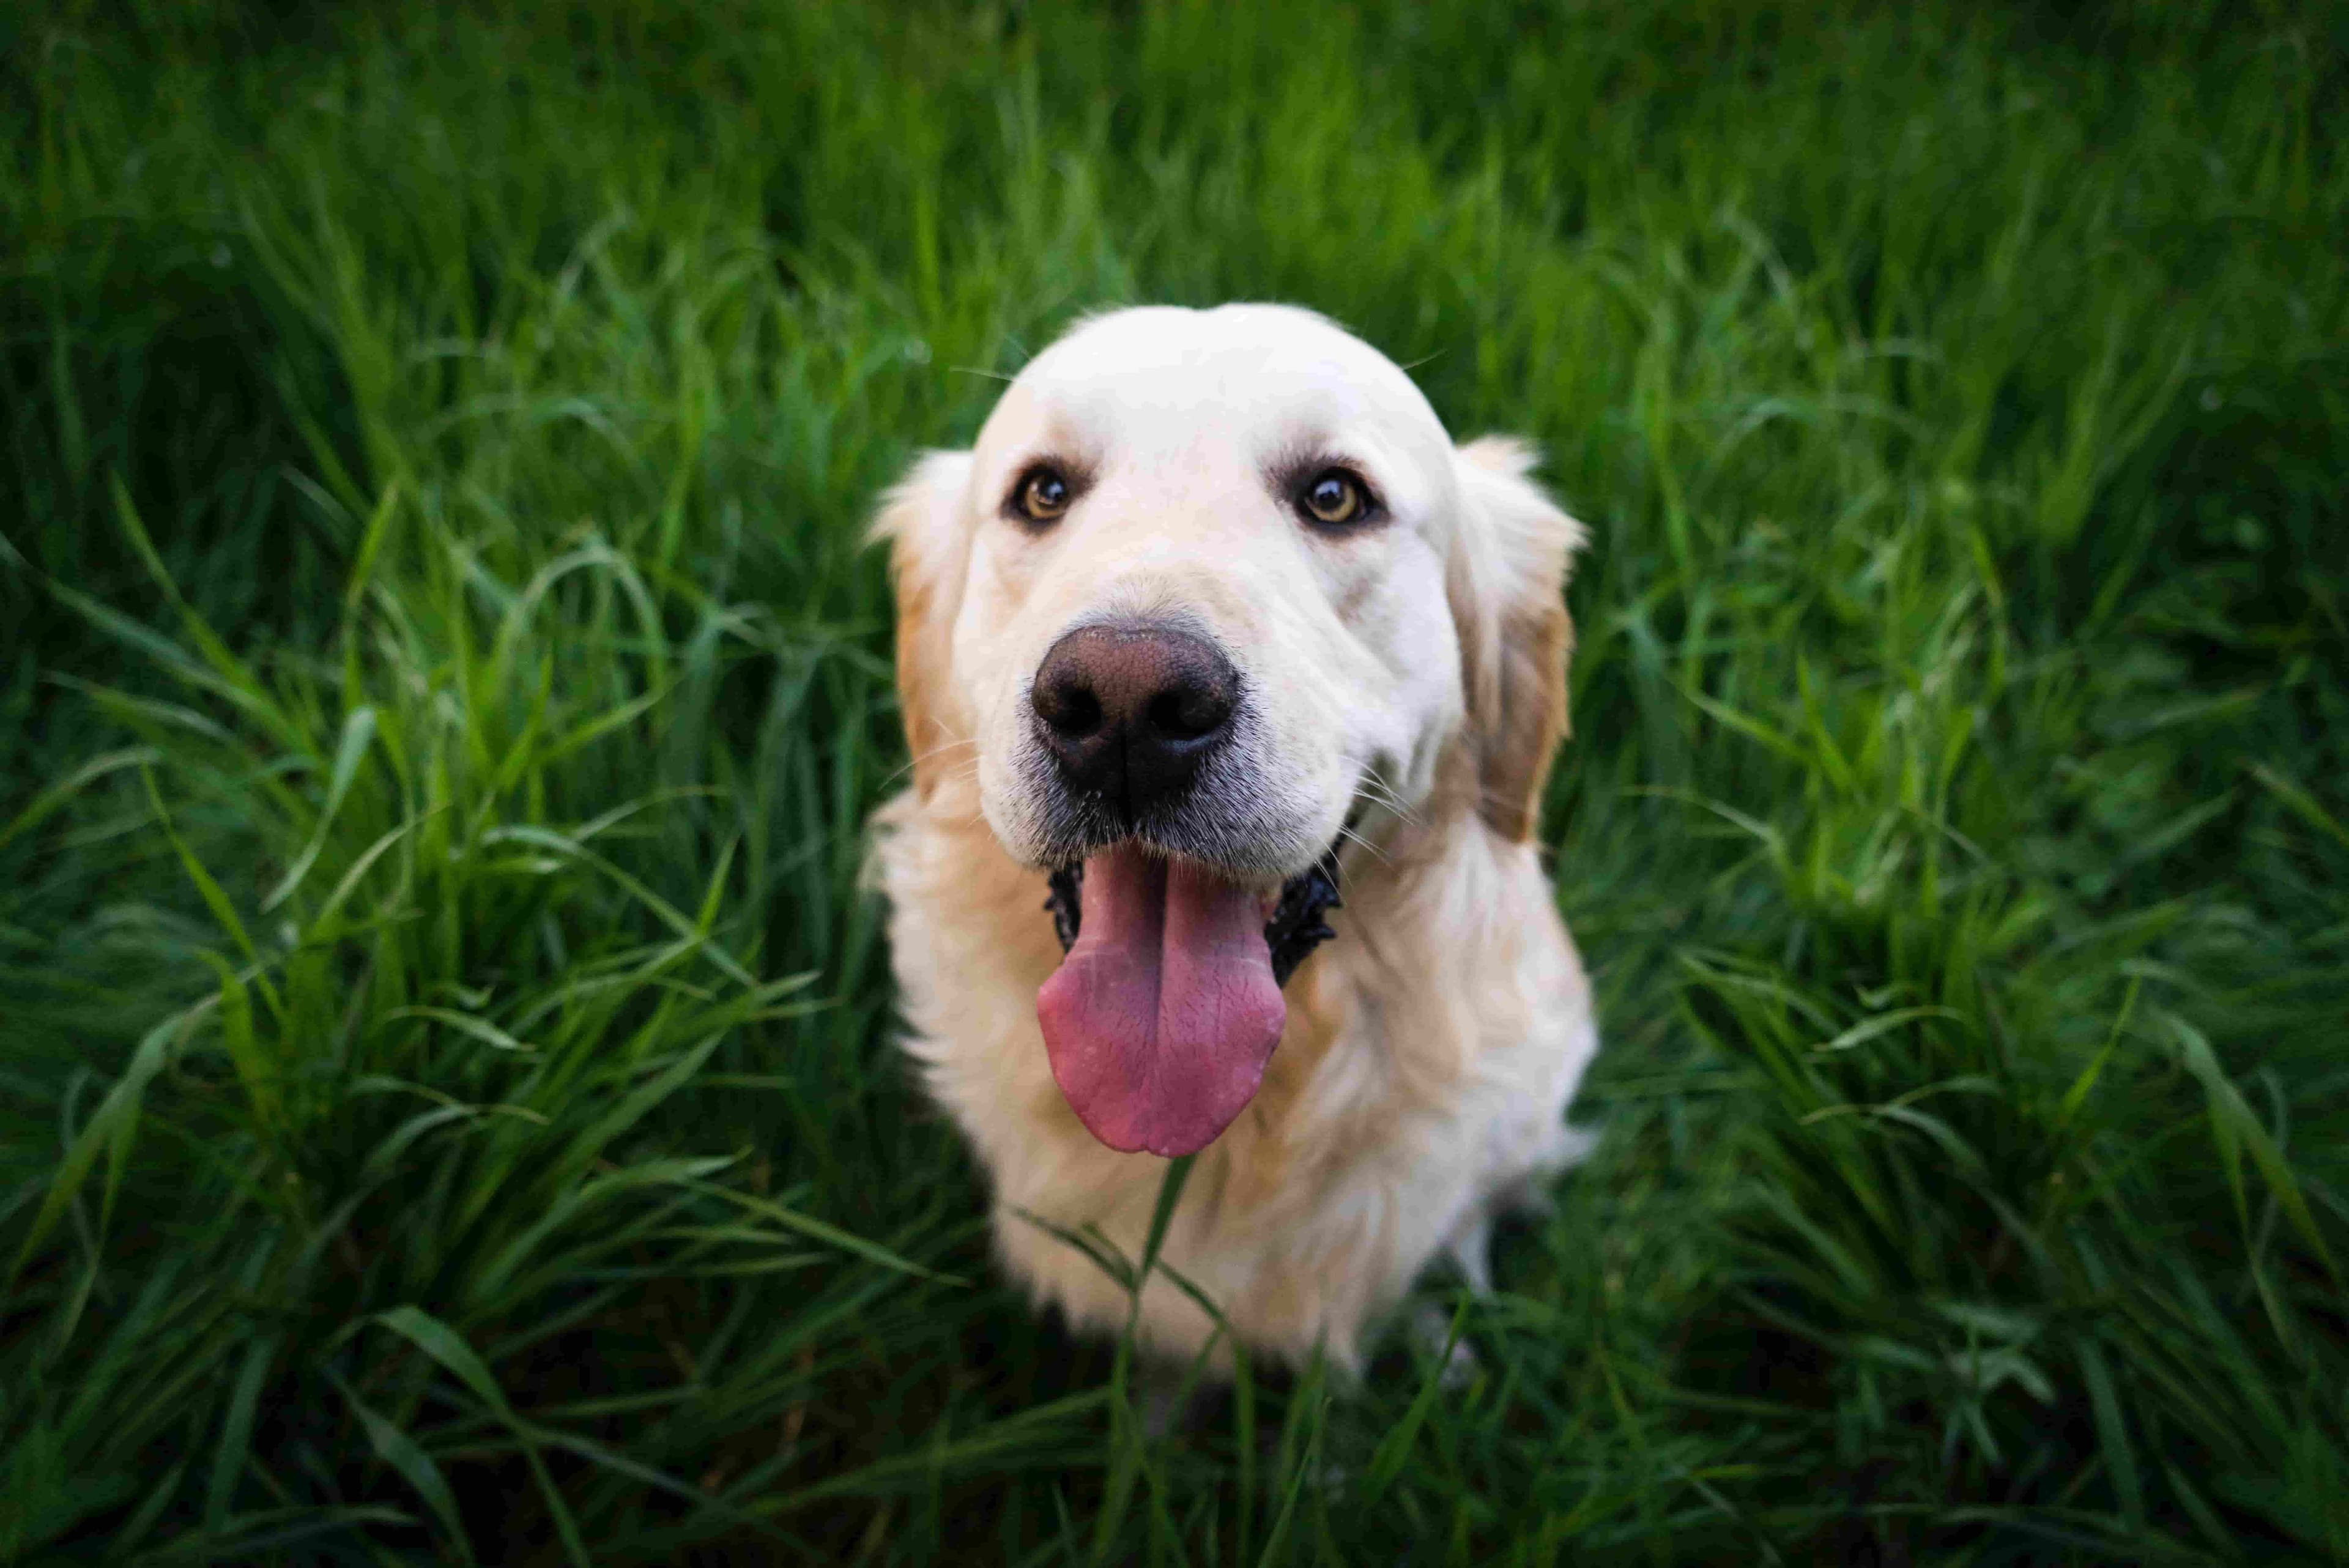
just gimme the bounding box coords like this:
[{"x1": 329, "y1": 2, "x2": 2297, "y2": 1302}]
[
  {"x1": 1334, "y1": 823, "x2": 1390, "y2": 871},
  {"x1": 1354, "y1": 764, "x2": 1423, "y2": 828},
  {"x1": 877, "y1": 736, "x2": 981, "y2": 792}
]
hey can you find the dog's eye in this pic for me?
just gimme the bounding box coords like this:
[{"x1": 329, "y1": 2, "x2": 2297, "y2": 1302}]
[
  {"x1": 1014, "y1": 466, "x2": 1072, "y2": 524},
  {"x1": 1299, "y1": 469, "x2": 1367, "y2": 527}
]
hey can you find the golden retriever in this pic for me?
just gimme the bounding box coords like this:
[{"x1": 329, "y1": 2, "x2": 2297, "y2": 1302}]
[{"x1": 869, "y1": 303, "x2": 1597, "y2": 1373}]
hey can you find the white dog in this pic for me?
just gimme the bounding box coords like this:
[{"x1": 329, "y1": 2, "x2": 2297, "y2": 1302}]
[{"x1": 869, "y1": 304, "x2": 1597, "y2": 1373}]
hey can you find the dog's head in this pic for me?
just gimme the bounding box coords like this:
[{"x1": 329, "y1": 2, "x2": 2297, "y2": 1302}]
[{"x1": 876, "y1": 304, "x2": 1583, "y2": 1156}]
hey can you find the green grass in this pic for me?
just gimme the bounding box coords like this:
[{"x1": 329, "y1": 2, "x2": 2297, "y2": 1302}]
[{"x1": 4, "y1": 0, "x2": 2345, "y2": 1561}]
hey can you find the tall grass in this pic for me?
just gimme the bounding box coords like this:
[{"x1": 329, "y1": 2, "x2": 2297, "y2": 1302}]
[{"x1": 4, "y1": 0, "x2": 2345, "y2": 1561}]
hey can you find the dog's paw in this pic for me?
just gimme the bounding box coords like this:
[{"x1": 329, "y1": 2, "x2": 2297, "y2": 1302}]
[
  {"x1": 1134, "y1": 1365, "x2": 1220, "y2": 1441},
  {"x1": 1441, "y1": 1205, "x2": 1498, "y2": 1296},
  {"x1": 1409, "y1": 1302, "x2": 1482, "y2": 1391},
  {"x1": 1493, "y1": 1121, "x2": 1600, "y2": 1219}
]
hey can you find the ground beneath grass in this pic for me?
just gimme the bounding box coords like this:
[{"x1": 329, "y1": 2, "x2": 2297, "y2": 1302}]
[{"x1": 4, "y1": 1, "x2": 2346, "y2": 1562}]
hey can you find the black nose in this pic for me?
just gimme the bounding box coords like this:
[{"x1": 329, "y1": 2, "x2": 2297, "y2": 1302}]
[{"x1": 1030, "y1": 622, "x2": 1239, "y2": 818}]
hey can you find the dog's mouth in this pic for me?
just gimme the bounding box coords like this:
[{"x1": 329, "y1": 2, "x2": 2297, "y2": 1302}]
[{"x1": 1034, "y1": 845, "x2": 1343, "y2": 1157}]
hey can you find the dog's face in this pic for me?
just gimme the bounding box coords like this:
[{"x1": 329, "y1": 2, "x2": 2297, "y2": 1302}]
[
  {"x1": 963, "y1": 305, "x2": 1469, "y2": 879},
  {"x1": 879, "y1": 305, "x2": 1583, "y2": 1157}
]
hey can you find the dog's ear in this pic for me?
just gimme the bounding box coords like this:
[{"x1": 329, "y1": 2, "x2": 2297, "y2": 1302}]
[
  {"x1": 1444, "y1": 436, "x2": 1587, "y2": 842},
  {"x1": 870, "y1": 450, "x2": 976, "y2": 801}
]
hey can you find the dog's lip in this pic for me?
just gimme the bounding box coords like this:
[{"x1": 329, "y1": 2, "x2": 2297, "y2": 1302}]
[
  {"x1": 1030, "y1": 771, "x2": 1371, "y2": 970},
  {"x1": 1041, "y1": 838, "x2": 1345, "y2": 990}
]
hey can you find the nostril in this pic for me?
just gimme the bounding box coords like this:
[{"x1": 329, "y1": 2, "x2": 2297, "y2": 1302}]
[
  {"x1": 1033, "y1": 678, "x2": 1103, "y2": 740},
  {"x1": 1060, "y1": 689, "x2": 1102, "y2": 737},
  {"x1": 1145, "y1": 686, "x2": 1231, "y2": 742}
]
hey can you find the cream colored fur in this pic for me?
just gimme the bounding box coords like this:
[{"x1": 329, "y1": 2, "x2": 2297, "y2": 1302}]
[{"x1": 867, "y1": 304, "x2": 1597, "y2": 1373}]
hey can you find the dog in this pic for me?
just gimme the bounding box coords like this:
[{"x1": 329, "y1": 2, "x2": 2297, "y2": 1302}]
[{"x1": 868, "y1": 303, "x2": 1597, "y2": 1374}]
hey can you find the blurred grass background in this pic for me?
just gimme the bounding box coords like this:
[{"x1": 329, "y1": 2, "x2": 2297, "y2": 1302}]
[{"x1": 3, "y1": 0, "x2": 2346, "y2": 1561}]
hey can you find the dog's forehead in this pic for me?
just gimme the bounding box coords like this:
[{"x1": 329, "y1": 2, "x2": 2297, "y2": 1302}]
[{"x1": 982, "y1": 305, "x2": 1449, "y2": 460}]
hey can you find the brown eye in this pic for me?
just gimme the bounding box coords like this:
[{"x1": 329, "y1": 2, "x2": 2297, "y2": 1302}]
[
  {"x1": 1015, "y1": 466, "x2": 1072, "y2": 524},
  {"x1": 1301, "y1": 469, "x2": 1365, "y2": 526}
]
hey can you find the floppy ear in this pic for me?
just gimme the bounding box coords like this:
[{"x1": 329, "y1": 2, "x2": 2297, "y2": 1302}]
[
  {"x1": 869, "y1": 450, "x2": 976, "y2": 801},
  {"x1": 1444, "y1": 436, "x2": 1587, "y2": 842}
]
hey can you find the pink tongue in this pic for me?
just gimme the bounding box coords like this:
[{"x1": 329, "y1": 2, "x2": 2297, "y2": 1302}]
[{"x1": 1036, "y1": 846, "x2": 1287, "y2": 1157}]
